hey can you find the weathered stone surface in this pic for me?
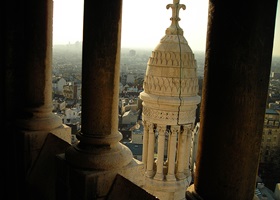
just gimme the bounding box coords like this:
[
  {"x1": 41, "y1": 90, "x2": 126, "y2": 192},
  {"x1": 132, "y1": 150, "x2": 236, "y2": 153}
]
[
  {"x1": 26, "y1": 133, "x2": 71, "y2": 200},
  {"x1": 107, "y1": 174, "x2": 157, "y2": 200}
]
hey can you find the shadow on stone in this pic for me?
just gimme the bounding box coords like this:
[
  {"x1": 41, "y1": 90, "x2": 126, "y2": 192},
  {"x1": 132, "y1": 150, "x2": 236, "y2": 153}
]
[
  {"x1": 106, "y1": 174, "x2": 158, "y2": 200},
  {"x1": 26, "y1": 133, "x2": 71, "y2": 200}
]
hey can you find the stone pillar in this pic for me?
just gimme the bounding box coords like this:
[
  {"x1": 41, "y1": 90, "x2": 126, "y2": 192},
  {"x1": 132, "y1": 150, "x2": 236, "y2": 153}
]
[
  {"x1": 16, "y1": 0, "x2": 63, "y2": 131},
  {"x1": 146, "y1": 123, "x2": 156, "y2": 177},
  {"x1": 12, "y1": 1, "x2": 72, "y2": 199},
  {"x1": 166, "y1": 126, "x2": 178, "y2": 181},
  {"x1": 14, "y1": 0, "x2": 71, "y2": 172},
  {"x1": 65, "y1": 0, "x2": 132, "y2": 170},
  {"x1": 186, "y1": 0, "x2": 278, "y2": 199},
  {"x1": 185, "y1": 125, "x2": 192, "y2": 175},
  {"x1": 142, "y1": 120, "x2": 149, "y2": 165},
  {"x1": 154, "y1": 125, "x2": 166, "y2": 181},
  {"x1": 56, "y1": 2, "x2": 145, "y2": 199},
  {"x1": 176, "y1": 125, "x2": 187, "y2": 179}
]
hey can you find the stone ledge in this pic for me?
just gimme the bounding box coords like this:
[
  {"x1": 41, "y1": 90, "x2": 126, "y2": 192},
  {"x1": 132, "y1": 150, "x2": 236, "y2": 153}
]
[{"x1": 56, "y1": 154, "x2": 144, "y2": 199}]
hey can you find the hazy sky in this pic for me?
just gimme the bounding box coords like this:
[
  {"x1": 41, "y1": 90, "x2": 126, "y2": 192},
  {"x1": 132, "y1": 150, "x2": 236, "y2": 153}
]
[{"x1": 53, "y1": 0, "x2": 280, "y2": 56}]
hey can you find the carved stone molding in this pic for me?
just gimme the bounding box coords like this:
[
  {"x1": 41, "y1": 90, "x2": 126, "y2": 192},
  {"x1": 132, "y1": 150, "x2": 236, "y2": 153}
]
[
  {"x1": 143, "y1": 75, "x2": 199, "y2": 96},
  {"x1": 142, "y1": 106, "x2": 196, "y2": 125}
]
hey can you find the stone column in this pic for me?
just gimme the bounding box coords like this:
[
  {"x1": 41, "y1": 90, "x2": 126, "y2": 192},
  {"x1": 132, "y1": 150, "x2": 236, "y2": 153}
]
[
  {"x1": 166, "y1": 126, "x2": 178, "y2": 181},
  {"x1": 186, "y1": 0, "x2": 278, "y2": 199},
  {"x1": 154, "y1": 125, "x2": 166, "y2": 180},
  {"x1": 14, "y1": 0, "x2": 72, "y2": 171},
  {"x1": 185, "y1": 125, "x2": 192, "y2": 175},
  {"x1": 12, "y1": 1, "x2": 72, "y2": 198},
  {"x1": 65, "y1": 0, "x2": 132, "y2": 170},
  {"x1": 16, "y1": 0, "x2": 62, "y2": 131},
  {"x1": 142, "y1": 120, "x2": 149, "y2": 165},
  {"x1": 176, "y1": 125, "x2": 187, "y2": 179},
  {"x1": 146, "y1": 123, "x2": 155, "y2": 177}
]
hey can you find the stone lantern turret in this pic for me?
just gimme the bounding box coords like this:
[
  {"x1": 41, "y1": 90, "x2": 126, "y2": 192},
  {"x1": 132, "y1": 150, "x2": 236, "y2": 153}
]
[{"x1": 139, "y1": 0, "x2": 201, "y2": 199}]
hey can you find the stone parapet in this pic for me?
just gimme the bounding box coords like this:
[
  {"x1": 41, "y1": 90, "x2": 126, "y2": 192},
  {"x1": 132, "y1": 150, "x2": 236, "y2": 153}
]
[
  {"x1": 145, "y1": 176, "x2": 192, "y2": 200},
  {"x1": 56, "y1": 154, "x2": 145, "y2": 199},
  {"x1": 15, "y1": 124, "x2": 71, "y2": 173}
]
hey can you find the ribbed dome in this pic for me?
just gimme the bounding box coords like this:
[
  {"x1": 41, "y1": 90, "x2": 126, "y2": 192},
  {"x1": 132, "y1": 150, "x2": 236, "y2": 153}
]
[
  {"x1": 140, "y1": 1, "x2": 200, "y2": 126},
  {"x1": 143, "y1": 34, "x2": 198, "y2": 97}
]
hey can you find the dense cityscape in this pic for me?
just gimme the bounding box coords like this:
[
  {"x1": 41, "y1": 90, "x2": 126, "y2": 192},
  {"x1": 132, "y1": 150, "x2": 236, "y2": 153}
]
[
  {"x1": 3, "y1": 0, "x2": 279, "y2": 199},
  {"x1": 52, "y1": 43, "x2": 280, "y2": 199}
]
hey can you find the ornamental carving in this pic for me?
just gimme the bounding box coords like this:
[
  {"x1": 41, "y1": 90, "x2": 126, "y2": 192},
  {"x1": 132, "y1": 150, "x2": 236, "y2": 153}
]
[
  {"x1": 143, "y1": 75, "x2": 198, "y2": 96},
  {"x1": 148, "y1": 51, "x2": 196, "y2": 68},
  {"x1": 142, "y1": 106, "x2": 196, "y2": 124}
]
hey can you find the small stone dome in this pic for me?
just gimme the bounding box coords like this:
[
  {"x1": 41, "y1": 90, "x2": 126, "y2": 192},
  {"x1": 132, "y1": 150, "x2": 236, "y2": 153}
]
[{"x1": 140, "y1": 1, "x2": 201, "y2": 125}]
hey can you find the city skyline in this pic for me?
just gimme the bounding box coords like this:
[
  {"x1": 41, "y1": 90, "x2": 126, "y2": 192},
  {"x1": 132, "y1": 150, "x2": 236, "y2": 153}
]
[{"x1": 53, "y1": 0, "x2": 280, "y2": 56}]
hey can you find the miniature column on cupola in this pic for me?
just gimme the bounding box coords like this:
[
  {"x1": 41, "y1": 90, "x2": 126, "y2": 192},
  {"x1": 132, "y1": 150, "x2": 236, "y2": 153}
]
[{"x1": 139, "y1": 0, "x2": 201, "y2": 199}]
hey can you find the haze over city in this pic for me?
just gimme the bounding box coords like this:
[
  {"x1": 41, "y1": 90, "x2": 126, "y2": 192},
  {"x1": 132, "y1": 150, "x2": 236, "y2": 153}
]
[
  {"x1": 3, "y1": 0, "x2": 280, "y2": 199},
  {"x1": 53, "y1": 0, "x2": 280, "y2": 56}
]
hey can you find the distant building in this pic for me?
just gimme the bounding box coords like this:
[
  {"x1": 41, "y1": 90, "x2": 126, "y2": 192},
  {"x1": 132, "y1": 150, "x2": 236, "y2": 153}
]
[
  {"x1": 63, "y1": 83, "x2": 78, "y2": 99},
  {"x1": 64, "y1": 107, "x2": 81, "y2": 124},
  {"x1": 123, "y1": 142, "x2": 143, "y2": 161},
  {"x1": 119, "y1": 82, "x2": 124, "y2": 94},
  {"x1": 126, "y1": 73, "x2": 136, "y2": 84},
  {"x1": 52, "y1": 77, "x2": 66, "y2": 95},
  {"x1": 53, "y1": 99, "x2": 66, "y2": 111},
  {"x1": 122, "y1": 109, "x2": 140, "y2": 125},
  {"x1": 129, "y1": 49, "x2": 136, "y2": 57},
  {"x1": 271, "y1": 71, "x2": 280, "y2": 79},
  {"x1": 130, "y1": 120, "x2": 144, "y2": 144},
  {"x1": 260, "y1": 109, "x2": 280, "y2": 163}
]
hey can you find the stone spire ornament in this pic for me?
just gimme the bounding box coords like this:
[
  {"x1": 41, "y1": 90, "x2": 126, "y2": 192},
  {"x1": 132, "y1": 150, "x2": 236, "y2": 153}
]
[
  {"x1": 165, "y1": 0, "x2": 186, "y2": 35},
  {"x1": 140, "y1": 0, "x2": 201, "y2": 199}
]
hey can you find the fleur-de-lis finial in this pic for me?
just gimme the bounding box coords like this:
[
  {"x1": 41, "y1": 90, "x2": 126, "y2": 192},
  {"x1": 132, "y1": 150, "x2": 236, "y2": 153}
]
[{"x1": 166, "y1": 0, "x2": 186, "y2": 35}]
